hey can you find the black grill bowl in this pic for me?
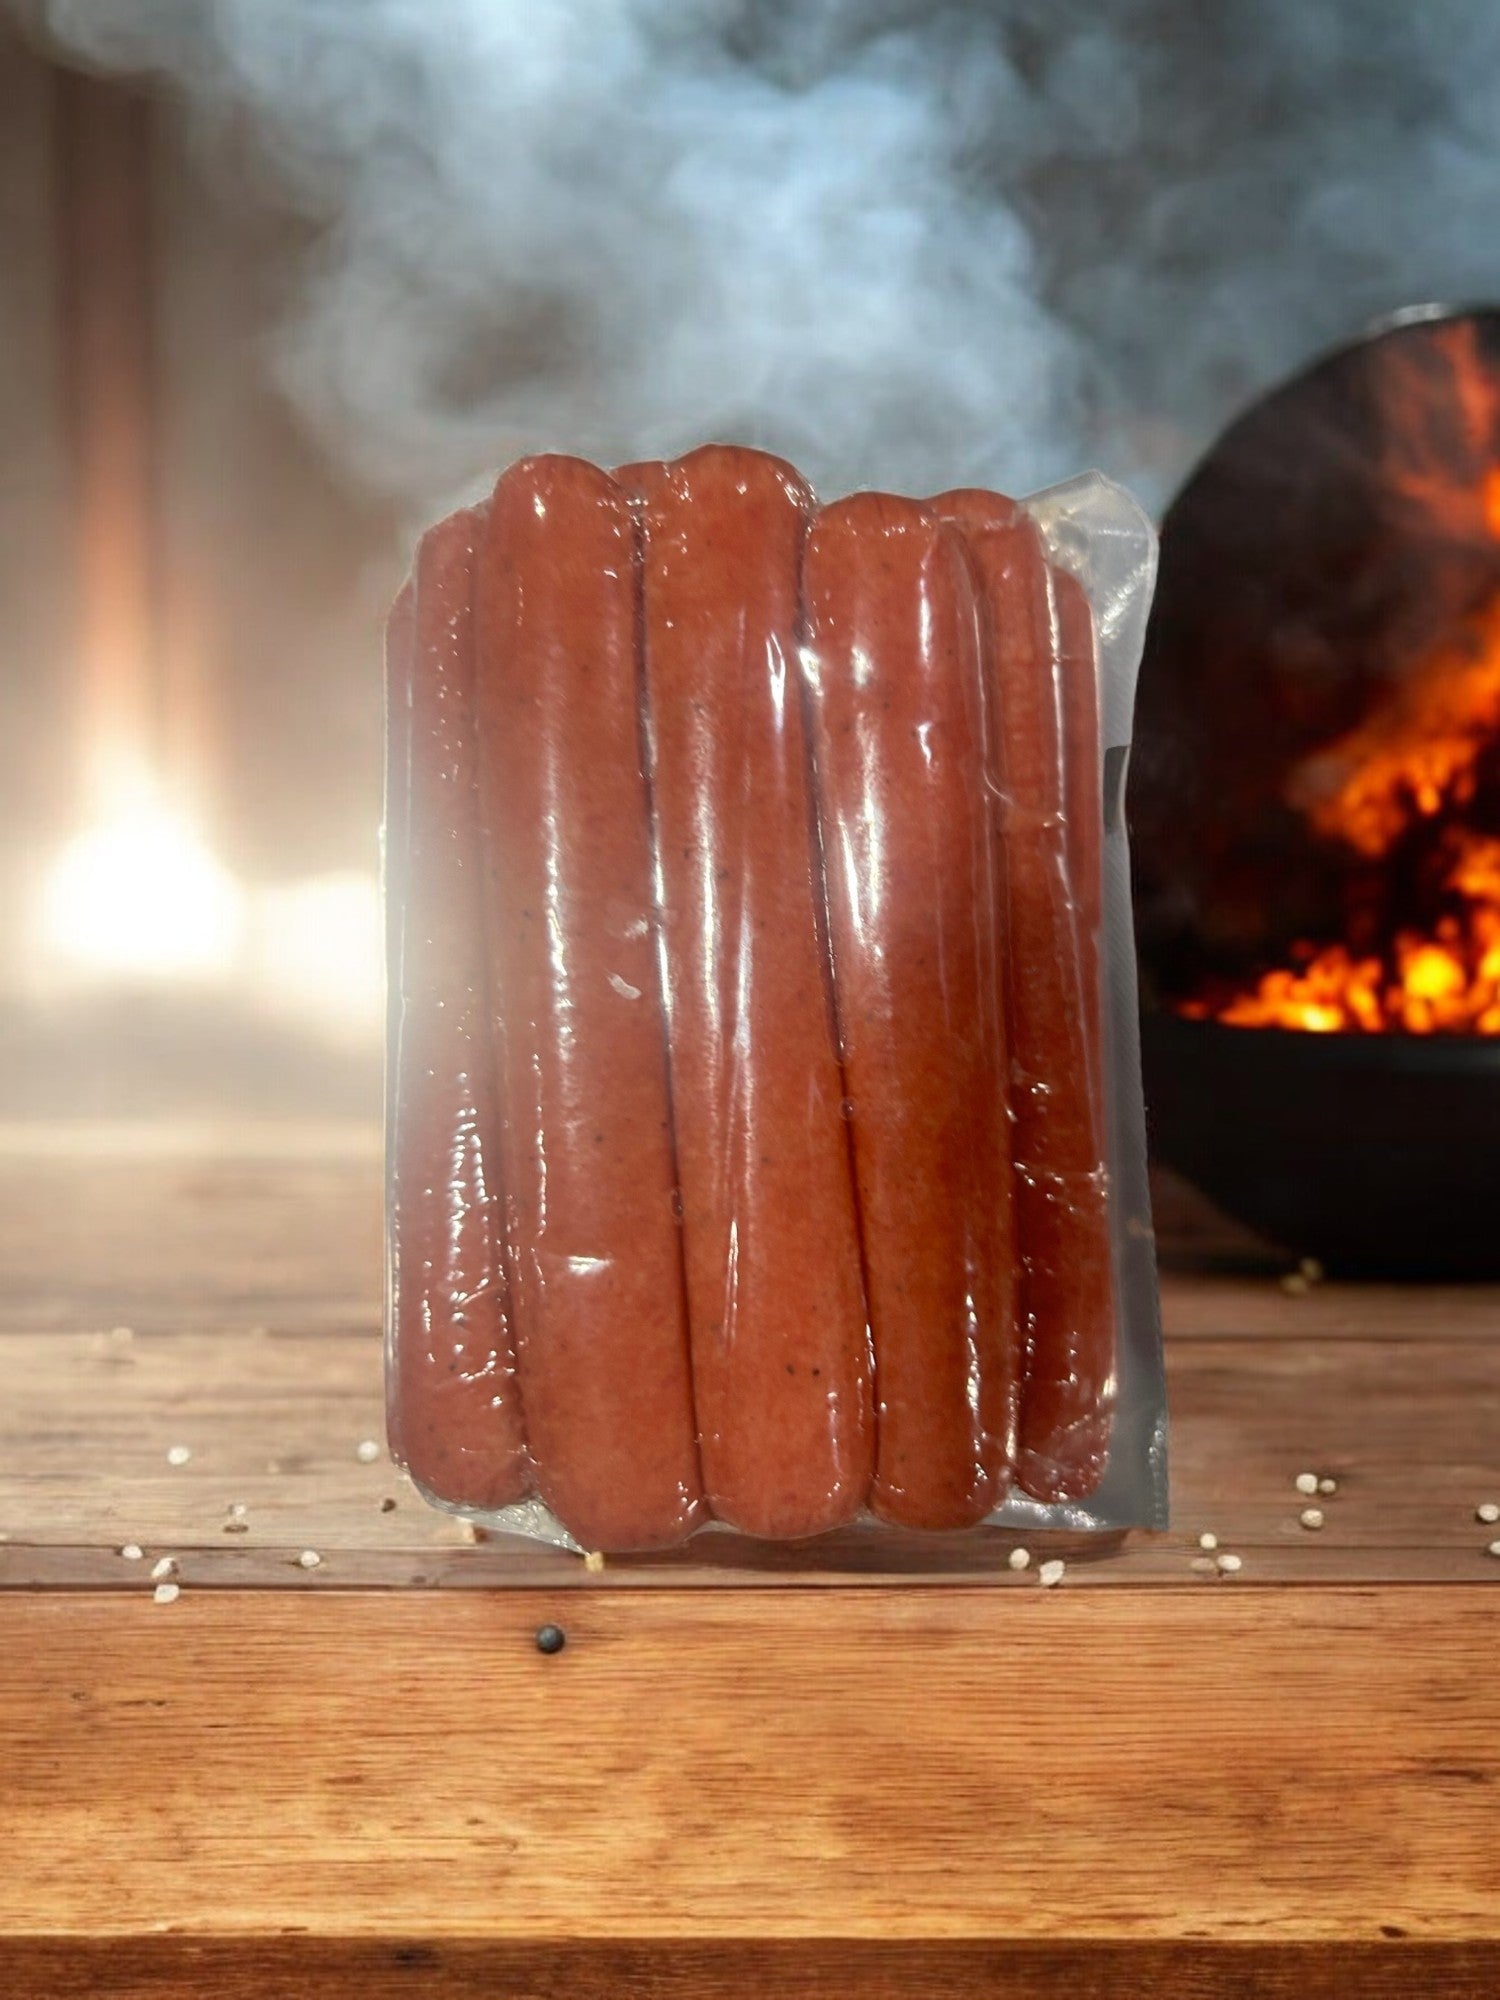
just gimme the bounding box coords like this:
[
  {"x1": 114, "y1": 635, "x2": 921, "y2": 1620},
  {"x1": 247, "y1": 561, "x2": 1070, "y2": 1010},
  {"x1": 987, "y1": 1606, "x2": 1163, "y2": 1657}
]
[{"x1": 1141, "y1": 1011, "x2": 1500, "y2": 1278}]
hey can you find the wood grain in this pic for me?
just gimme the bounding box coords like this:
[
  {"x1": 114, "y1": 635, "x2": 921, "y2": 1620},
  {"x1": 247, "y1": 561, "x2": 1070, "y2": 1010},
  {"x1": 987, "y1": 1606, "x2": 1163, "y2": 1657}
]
[
  {"x1": 0, "y1": 1121, "x2": 383, "y2": 1331},
  {"x1": 5, "y1": 1939, "x2": 1500, "y2": 2000},
  {"x1": 3, "y1": 1321, "x2": 1500, "y2": 1586},
  {"x1": 1163, "y1": 1270, "x2": 1500, "y2": 1341},
  {"x1": 2, "y1": 1589, "x2": 1497, "y2": 1947},
  {"x1": 4, "y1": 1124, "x2": 1500, "y2": 1996}
]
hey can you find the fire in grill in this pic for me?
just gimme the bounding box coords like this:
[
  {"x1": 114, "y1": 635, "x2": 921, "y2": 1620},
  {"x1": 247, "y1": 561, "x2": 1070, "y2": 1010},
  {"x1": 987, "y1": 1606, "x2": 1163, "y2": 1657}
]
[
  {"x1": 1135, "y1": 307, "x2": 1500, "y2": 1035},
  {"x1": 1131, "y1": 307, "x2": 1500, "y2": 1274}
]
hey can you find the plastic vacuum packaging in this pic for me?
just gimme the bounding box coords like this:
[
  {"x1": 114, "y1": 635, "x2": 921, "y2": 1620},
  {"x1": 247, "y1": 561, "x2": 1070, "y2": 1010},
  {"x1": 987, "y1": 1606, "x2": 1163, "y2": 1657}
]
[{"x1": 386, "y1": 446, "x2": 1165, "y2": 1553}]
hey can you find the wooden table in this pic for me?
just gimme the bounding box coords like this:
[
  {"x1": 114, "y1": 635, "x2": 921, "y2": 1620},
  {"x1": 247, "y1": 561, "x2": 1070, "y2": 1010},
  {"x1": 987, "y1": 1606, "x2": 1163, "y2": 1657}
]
[{"x1": 3, "y1": 1120, "x2": 1498, "y2": 1997}]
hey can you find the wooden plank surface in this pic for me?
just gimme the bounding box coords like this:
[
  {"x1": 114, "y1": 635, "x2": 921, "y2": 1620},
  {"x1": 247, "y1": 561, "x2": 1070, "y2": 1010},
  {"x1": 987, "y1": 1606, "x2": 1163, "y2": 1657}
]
[
  {"x1": 0, "y1": 1120, "x2": 383, "y2": 1331},
  {"x1": 4, "y1": 1323, "x2": 1500, "y2": 1587},
  {"x1": 2, "y1": 1130, "x2": 1497, "y2": 1588},
  {"x1": 3, "y1": 1121, "x2": 1499, "y2": 1996},
  {"x1": 9, "y1": 1940, "x2": 1500, "y2": 2000},
  {"x1": 3, "y1": 1590, "x2": 1498, "y2": 1945}
]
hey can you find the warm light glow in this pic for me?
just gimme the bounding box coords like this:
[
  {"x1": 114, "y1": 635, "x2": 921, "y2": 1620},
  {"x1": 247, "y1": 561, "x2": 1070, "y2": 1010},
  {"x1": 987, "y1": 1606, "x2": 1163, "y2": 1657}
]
[
  {"x1": 247, "y1": 870, "x2": 384, "y2": 1041},
  {"x1": 39, "y1": 797, "x2": 244, "y2": 983}
]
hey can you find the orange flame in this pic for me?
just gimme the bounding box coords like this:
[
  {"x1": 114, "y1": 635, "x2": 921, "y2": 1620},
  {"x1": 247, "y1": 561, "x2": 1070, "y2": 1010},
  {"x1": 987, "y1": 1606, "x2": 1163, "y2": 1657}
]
[
  {"x1": 1185, "y1": 324, "x2": 1500, "y2": 1035},
  {"x1": 1288, "y1": 597, "x2": 1500, "y2": 860}
]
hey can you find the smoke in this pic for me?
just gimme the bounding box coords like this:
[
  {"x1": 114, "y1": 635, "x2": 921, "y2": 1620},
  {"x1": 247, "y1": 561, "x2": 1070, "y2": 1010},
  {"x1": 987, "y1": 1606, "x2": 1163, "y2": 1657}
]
[{"x1": 24, "y1": 0, "x2": 1500, "y2": 516}]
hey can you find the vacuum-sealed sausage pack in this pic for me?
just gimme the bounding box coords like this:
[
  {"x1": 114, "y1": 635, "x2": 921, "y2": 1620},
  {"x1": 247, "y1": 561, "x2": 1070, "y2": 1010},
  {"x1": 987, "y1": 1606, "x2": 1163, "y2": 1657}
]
[{"x1": 385, "y1": 447, "x2": 1165, "y2": 1554}]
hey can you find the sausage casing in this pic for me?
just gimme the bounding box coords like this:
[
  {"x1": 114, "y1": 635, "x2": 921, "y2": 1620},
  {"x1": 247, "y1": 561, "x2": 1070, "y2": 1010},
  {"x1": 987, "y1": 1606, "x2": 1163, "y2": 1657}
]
[
  {"x1": 802, "y1": 493, "x2": 1016, "y2": 1529},
  {"x1": 387, "y1": 510, "x2": 529, "y2": 1511},
  {"x1": 936, "y1": 491, "x2": 1114, "y2": 1501},
  {"x1": 474, "y1": 456, "x2": 704, "y2": 1551},
  {"x1": 626, "y1": 445, "x2": 873, "y2": 1538}
]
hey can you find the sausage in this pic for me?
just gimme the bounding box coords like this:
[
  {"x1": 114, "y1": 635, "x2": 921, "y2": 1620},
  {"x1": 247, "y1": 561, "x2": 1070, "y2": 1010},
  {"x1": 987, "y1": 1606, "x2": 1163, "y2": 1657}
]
[
  {"x1": 622, "y1": 445, "x2": 872, "y2": 1539},
  {"x1": 935, "y1": 491, "x2": 1113, "y2": 1501},
  {"x1": 473, "y1": 455, "x2": 704, "y2": 1551},
  {"x1": 385, "y1": 576, "x2": 414, "y2": 1063},
  {"x1": 1055, "y1": 568, "x2": 1109, "y2": 1134},
  {"x1": 801, "y1": 493, "x2": 1015, "y2": 1529},
  {"x1": 1037, "y1": 564, "x2": 1114, "y2": 1496},
  {"x1": 386, "y1": 509, "x2": 529, "y2": 1512}
]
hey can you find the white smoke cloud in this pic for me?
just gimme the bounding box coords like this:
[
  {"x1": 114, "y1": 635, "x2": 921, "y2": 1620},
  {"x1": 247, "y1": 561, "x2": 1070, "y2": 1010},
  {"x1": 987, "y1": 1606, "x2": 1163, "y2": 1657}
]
[{"x1": 23, "y1": 0, "x2": 1500, "y2": 517}]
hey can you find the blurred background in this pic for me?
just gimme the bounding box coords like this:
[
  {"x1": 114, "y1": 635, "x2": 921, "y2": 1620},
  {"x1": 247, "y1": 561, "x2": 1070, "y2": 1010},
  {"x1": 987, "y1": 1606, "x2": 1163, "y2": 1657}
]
[{"x1": 3, "y1": 0, "x2": 1500, "y2": 1136}]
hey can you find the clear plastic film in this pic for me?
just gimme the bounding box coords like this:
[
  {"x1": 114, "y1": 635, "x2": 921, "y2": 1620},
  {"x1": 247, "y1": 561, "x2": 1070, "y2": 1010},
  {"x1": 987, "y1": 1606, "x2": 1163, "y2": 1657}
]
[{"x1": 386, "y1": 449, "x2": 1165, "y2": 1554}]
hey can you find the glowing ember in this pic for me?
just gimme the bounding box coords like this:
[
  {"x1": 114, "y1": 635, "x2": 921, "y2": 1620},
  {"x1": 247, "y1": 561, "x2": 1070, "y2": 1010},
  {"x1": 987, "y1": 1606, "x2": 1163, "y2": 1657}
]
[
  {"x1": 1192, "y1": 924, "x2": 1500, "y2": 1035},
  {"x1": 1185, "y1": 323, "x2": 1500, "y2": 1036}
]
